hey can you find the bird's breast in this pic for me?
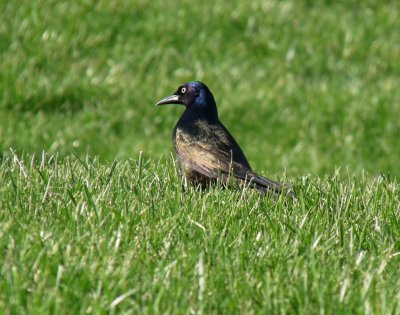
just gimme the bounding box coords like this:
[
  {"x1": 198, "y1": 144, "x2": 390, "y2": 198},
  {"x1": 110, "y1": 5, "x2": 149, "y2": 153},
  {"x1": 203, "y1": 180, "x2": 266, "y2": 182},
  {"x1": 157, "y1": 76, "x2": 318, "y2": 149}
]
[{"x1": 174, "y1": 127, "x2": 214, "y2": 151}]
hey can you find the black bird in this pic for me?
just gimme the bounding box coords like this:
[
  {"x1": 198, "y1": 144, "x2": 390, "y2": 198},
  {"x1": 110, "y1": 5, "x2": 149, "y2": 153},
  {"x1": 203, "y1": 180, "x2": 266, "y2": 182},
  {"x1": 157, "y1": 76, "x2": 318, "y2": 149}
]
[{"x1": 156, "y1": 81, "x2": 291, "y2": 196}]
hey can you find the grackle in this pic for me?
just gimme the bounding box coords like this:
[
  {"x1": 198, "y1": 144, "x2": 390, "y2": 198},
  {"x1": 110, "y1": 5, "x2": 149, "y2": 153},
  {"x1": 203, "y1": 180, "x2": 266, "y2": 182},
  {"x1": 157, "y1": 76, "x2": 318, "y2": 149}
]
[{"x1": 156, "y1": 81, "x2": 292, "y2": 196}]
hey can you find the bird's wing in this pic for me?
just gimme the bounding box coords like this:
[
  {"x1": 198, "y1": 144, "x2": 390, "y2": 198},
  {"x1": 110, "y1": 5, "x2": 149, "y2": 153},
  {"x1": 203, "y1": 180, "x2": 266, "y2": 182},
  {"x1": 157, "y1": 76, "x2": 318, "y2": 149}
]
[
  {"x1": 175, "y1": 128, "x2": 282, "y2": 191},
  {"x1": 175, "y1": 127, "x2": 243, "y2": 175}
]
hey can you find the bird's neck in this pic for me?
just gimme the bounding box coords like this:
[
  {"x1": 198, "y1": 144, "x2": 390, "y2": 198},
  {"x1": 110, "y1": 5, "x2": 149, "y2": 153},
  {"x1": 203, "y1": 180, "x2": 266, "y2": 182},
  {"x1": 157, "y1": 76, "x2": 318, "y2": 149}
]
[{"x1": 180, "y1": 104, "x2": 218, "y2": 124}]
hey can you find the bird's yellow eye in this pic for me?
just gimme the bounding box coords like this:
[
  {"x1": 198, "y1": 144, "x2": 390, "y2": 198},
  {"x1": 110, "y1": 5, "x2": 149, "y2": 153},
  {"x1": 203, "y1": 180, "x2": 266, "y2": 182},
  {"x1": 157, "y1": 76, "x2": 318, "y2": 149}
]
[{"x1": 181, "y1": 87, "x2": 186, "y2": 94}]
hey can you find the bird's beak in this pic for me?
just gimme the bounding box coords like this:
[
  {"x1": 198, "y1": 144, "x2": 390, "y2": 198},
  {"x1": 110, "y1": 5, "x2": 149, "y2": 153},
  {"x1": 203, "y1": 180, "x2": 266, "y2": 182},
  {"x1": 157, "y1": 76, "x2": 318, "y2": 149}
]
[{"x1": 156, "y1": 94, "x2": 181, "y2": 106}]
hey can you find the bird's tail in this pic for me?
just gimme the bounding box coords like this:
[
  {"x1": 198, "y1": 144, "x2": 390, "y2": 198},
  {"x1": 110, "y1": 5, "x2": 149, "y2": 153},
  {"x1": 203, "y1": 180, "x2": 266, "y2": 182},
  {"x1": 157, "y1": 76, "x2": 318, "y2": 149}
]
[{"x1": 247, "y1": 173, "x2": 295, "y2": 198}]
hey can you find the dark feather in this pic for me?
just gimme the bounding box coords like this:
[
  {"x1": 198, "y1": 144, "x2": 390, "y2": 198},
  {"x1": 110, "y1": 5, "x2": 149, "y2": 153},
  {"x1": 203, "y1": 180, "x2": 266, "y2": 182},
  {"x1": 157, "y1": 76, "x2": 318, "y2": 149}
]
[{"x1": 157, "y1": 81, "x2": 293, "y2": 197}]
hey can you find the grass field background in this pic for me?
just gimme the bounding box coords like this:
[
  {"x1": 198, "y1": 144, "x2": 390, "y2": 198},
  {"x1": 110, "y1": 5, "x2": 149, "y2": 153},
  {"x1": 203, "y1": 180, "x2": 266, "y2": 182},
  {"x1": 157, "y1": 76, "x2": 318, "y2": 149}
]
[{"x1": 1, "y1": 0, "x2": 399, "y2": 314}]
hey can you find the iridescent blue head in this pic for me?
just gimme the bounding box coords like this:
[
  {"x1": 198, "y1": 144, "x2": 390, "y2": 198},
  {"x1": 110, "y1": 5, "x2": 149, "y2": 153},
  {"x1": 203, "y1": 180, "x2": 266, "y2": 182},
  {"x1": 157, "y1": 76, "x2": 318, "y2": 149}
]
[{"x1": 156, "y1": 81, "x2": 218, "y2": 121}]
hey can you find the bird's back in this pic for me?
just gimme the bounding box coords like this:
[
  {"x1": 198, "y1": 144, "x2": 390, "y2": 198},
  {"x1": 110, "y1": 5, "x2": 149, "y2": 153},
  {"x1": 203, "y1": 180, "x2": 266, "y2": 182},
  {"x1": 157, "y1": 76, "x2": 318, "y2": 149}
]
[{"x1": 174, "y1": 115, "x2": 251, "y2": 165}]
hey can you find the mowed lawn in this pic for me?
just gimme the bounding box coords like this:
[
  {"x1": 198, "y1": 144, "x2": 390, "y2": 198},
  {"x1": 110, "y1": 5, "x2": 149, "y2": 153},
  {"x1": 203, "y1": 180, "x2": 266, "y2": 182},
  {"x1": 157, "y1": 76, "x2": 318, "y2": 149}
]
[{"x1": 1, "y1": 0, "x2": 400, "y2": 314}]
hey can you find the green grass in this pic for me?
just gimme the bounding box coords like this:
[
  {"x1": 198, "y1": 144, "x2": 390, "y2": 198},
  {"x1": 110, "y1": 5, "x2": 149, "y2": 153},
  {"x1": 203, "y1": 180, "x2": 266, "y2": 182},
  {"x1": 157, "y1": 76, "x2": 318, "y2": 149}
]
[
  {"x1": 0, "y1": 153, "x2": 399, "y2": 314},
  {"x1": 1, "y1": 0, "x2": 400, "y2": 314},
  {"x1": 1, "y1": 0, "x2": 400, "y2": 176}
]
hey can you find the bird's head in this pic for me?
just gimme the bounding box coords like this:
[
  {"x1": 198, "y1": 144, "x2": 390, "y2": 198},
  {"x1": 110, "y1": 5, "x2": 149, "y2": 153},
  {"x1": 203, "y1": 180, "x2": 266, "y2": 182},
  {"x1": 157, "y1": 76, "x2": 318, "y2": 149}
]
[{"x1": 156, "y1": 81, "x2": 218, "y2": 120}]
